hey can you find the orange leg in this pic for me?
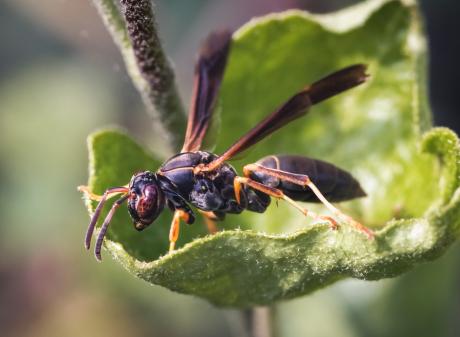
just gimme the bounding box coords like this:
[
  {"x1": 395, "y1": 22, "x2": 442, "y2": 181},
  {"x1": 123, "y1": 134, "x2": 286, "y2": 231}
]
[
  {"x1": 78, "y1": 185, "x2": 128, "y2": 201},
  {"x1": 234, "y1": 177, "x2": 338, "y2": 230},
  {"x1": 169, "y1": 210, "x2": 190, "y2": 252},
  {"x1": 243, "y1": 164, "x2": 310, "y2": 186},
  {"x1": 198, "y1": 210, "x2": 219, "y2": 234},
  {"x1": 242, "y1": 164, "x2": 373, "y2": 238}
]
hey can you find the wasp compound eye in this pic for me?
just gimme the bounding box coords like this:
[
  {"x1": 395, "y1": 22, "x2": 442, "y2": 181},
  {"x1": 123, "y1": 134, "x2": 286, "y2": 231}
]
[{"x1": 127, "y1": 171, "x2": 165, "y2": 230}]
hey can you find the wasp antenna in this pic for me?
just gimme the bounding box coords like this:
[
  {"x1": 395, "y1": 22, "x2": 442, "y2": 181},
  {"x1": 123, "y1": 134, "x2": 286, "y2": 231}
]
[
  {"x1": 85, "y1": 193, "x2": 109, "y2": 250},
  {"x1": 94, "y1": 194, "x2": 129, "y2": 261},
  {"x1": 83, "y1": 187, "x2": 129, "y2": 251}
]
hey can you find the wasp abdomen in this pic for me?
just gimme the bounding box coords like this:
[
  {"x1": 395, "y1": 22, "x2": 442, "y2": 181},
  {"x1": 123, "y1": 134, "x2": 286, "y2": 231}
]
[{"x1": 252, "y1": 155, "x2": 366, "y2": 203}]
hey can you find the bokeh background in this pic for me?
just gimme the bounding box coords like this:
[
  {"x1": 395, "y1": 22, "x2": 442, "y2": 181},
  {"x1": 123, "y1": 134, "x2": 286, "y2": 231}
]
[{"x1": 1, "y1": 1, "x2": 459, "y2": 336}]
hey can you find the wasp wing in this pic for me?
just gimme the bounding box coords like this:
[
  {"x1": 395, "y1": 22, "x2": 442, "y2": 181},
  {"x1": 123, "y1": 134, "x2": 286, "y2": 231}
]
[
  {"x1": 207, "y1": 64, "x2": 368, "y2": 168},
  {"x1": 181, "y1": 30, "x2": 232, "y2": 153}
]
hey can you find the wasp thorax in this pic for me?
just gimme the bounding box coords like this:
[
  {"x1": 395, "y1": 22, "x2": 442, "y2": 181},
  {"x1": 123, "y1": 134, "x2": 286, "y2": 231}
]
[{"x1": 127, "y1": 171, "x2": 165, "y2": 231}]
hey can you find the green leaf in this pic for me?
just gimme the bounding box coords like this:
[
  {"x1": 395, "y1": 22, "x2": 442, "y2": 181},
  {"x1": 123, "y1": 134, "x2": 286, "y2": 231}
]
[{"x1": 81, "y1": 0, "x2": 460, "y2": 307}]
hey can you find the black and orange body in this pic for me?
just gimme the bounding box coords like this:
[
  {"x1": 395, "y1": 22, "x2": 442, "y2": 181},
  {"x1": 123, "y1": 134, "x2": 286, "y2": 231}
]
[
  {"x1": 81, "y1": 29, "x2": 373, "y2": 261},
  {"x1": 159, "y1": 151, "x2": 243, "y2": 215},
  {"x1": 155, "y1": 151, "x2": 366, "y2": 219},
  {"x1": 157, "y1": 151, "x2": 271, "y2": 217}
]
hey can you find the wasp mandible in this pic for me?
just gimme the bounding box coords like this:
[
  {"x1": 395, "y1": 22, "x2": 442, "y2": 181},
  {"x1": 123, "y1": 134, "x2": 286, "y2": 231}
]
[{"x1": 80, "y1": 30, "x2": 373, "y2": 261}]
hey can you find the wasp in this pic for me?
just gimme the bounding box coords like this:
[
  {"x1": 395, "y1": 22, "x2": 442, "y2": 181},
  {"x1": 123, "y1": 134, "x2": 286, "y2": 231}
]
[{"x1": 80, "y1": 30, "x2": 373, "y2": 261}]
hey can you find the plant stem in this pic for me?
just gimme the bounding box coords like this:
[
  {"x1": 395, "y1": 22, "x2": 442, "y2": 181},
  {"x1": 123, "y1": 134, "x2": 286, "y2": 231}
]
[
  {"x1": 92, "y1": 0, "x2": 186, "y2": 154},
  {"x1": 240, "y1": 307, "x2": 275, "y2": 337}
]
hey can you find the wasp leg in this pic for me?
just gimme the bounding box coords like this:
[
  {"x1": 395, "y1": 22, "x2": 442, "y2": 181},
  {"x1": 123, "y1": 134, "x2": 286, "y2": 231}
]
[
  {"x1": 234, "y1": 177, "x2": 338, "y2": 230},
  {"x1": 78, "y1": 185, "x2": 128, "y2": 201},
  {"x1": 169, "y1": 210, "x2": 191, "y2": 252},
  {"x1": 198, "y1": 210, "x2": 219, "y2": 234},
  {"x1": 79, "y1": 185, "x2": 104, "y2": 201},
  {"x1": 242, "y1": 164, "x2": 373, "y2": 238}
]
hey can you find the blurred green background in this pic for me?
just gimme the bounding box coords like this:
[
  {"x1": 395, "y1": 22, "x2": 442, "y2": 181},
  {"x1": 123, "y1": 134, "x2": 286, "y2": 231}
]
[{"x1": 1, "y1": 1, "x2": 459, "y2": 336}]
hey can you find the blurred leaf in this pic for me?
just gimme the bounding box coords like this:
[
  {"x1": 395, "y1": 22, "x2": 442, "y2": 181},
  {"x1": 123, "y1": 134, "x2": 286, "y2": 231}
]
[{"x1": 82, "y1": 0, "x2": 460, "y2": 307}]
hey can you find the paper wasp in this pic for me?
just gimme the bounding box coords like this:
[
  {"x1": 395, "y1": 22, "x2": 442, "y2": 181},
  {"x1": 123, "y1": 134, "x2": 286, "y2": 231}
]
[{"x1": 80, "y1": 30, "x2": 373, "y2": 261}]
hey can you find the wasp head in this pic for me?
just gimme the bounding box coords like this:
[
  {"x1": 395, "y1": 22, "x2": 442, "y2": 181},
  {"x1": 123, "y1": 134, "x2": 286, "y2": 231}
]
[{"x1": 127, "y1": 171, "x2": 165, "y2": 230}]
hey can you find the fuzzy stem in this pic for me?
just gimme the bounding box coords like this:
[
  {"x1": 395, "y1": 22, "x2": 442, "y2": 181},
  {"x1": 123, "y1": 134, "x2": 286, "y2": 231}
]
[{"x1": 92, "y1": 0, "x2": 186, "y2": 154}]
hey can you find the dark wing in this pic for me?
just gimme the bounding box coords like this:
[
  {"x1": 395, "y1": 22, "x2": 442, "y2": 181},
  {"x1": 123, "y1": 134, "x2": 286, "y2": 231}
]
[
  {"x1": 181, "y1": 30, "x2": 232, "y2": 153},
  {"x1": 207, "y1": 64, "x2": 368, "y2": 169}
]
